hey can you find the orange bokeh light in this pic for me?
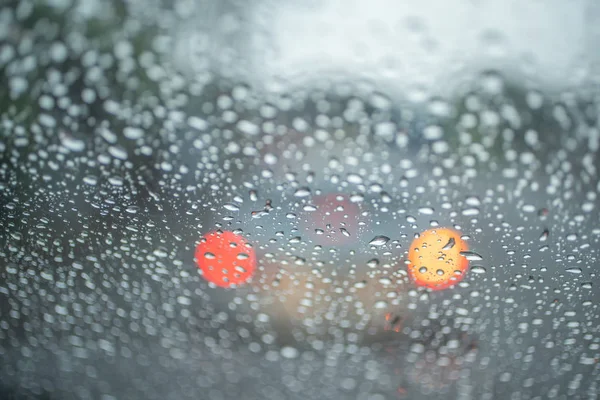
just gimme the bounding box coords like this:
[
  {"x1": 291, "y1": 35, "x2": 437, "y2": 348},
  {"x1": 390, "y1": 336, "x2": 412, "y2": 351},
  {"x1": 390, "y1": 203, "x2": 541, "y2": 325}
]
[{"x1": 406, "y1": 228, "x2": 469, "y2": 291}]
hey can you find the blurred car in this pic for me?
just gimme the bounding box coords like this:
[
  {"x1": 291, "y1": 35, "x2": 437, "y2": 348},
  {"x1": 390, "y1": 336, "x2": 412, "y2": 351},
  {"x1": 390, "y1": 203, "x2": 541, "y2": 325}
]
[{"x1": 1, "y1": 1, "x2": 599, "y2": 400}]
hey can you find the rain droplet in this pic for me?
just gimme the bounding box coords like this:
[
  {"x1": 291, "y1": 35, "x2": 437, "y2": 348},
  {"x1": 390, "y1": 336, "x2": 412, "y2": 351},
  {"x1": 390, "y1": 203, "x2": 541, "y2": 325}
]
[
  {"x1": 522, "y1": 204, "x2": 536, "y2": 213},
  {"x1": 251, "y1": 210, "x2": 269, "y2": 219},
  {"x1": 234, "y1": 266, "x2": 247, "y2": 273},
  {"x1": 108, "y1": 145, "x2": 128, "y2": 160},
  {"x1": 381, "y1": 192, "x2": 392, "y2": 203},
  {"x1": 465, "y1": 196, "x2": 481, "y2": 206},
  {"x1": 281, "y1": 346, "x2": 299, "y2": 359},
  {"x1": 347, "y1": 173, "x2": 363, "y2": 184},
  {"x1": 460, "y1": 251, "x2": 483, "y2": 261},
  {"x1": 471, "y1": 266, "x2": 487, "y2": 274},
  {"x1": 61, "y1": 134, "x2": 85, "y2": 152},
  {"x1": 369, "y1": 235, "x2": 390, "y2": 246},
  {"x1": 294, "y1": 187, "x2": 311, "y2": 197},
  {"x1": 188, "y1": 116, "x2": 208, "y2": 130},
  {"x1": 237, "y1": 120, "x2": 259, "y2": 136},
  {"x1": 83, "y1": 176, "x2": 98, "y2": 185},
  {"x1": 123, "y1": 126, "x2": 144, "y2": 140},
  {"x1": 423, "y1": 125, "x2": 444, "y2": 140},
  {"x1": 442, "y1": 237, "x2": 456, "y2": 250},
  {"x1": 350, "y1": 194, "x2": 364, "y2": 203},
  {"x1": 153, "y1": 247, "x2": 168, "y2": 258},
  {"x1": 374, "y1": 300, "x2": 388, "y2": 309},
  {"x1": 461, "y1": 207, "x2": 480, "y2": 216},
  {"x1": 263, "y1": 153, "x2": 278, "y2": 165},
  {"x1": 566, "y1": 233, "x2": 578, "y2": 241},
  {"x1": 224, "y1": 203, "x2": 240, "y2": 211},
  {"x1": 418, "y1": 207, "x2": 434, "y2": 215}
]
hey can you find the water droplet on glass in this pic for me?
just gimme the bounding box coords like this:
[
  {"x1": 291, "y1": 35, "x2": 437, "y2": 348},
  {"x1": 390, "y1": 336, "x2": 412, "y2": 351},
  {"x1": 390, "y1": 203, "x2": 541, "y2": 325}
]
[
  {"x1": 108, "y1": 145, "x2": 128, "y2": 160},
  {"x1": 461, "y1": 207, "x2": 480, "y2": 216},
  {"x1": 379, "y1": 277, "x2": 392, "y2": 285},
  {"x1": 465, "y1": 196, "x2": 481, "y2": 207},
  {"x1": 224, "y1": 203, "x2": 240, "y2": 211},
  {"x1": 471, "y1": 266, "x2": 487, "y2": 274},
  {"x1": 369, "y1": 235, "x2": 390, "y2": 246},
  {"x1": 294, "y1": 187, "x2": 311, "y2": 197},
  {"x1": 418, "y1": 207, "x2": 434, "y2": 215},
  {"x1": 442, "y1": 237, "x2": 456, "y2": 250},
  {"x1": 581, "y1": 282, "x2": 593, "y2": 289},
  {"x1": 350, "y1": 194, "x2": 364, "y2": 203},
  {"x1": 123, "y1": 126, "x2": 144, "y2": 140},
  {"x1": 374, "y1": 300, "x2": 388, "y2": 309},
  {"x1": 347, "y1": 173, "x2": 363, "y2": 184},
  {"x1": 263, "y1": 153, "x2": 278, "y2": 165},
  {"x1": 153, "y1": 247, "x2": 168, "y2": 258},
  {"x1": 460, "y1": 251, "x2": 483, "y2": 261},
  {"x1": 303, "y1": 204, "x2": 317, "y2": 212},
  {"x1": 237, "y1": 120, "x2": 259, "y2": 136},
  {"x1": 83, "y1": 176, "x2": 98, "y2": 185},
  {"x1": 251, "y1": 210, "x2": 269, "y2": 219},
  {"x1": 281, "y1": 346, "x2": 299, "y2": 359}
]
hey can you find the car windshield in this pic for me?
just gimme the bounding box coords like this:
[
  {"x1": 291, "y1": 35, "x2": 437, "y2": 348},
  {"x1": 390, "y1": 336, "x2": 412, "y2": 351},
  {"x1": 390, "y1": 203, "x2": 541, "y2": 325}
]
[{"x1": 1, "y1": 1, "x2": 600, "y2": 399}]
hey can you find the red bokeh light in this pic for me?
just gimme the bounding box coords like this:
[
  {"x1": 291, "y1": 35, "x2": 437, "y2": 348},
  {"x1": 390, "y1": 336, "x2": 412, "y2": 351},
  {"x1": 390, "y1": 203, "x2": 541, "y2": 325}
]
[{"x1": 195, "y1": 230, "x2": 256, "y2": 288}]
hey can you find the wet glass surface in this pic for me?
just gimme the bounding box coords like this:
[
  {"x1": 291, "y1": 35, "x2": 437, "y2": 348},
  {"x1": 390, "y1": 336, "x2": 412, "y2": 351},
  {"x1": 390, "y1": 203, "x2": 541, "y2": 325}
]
[{"x1": 1, "y1": 1, "x2": 600, "y2": 399}]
